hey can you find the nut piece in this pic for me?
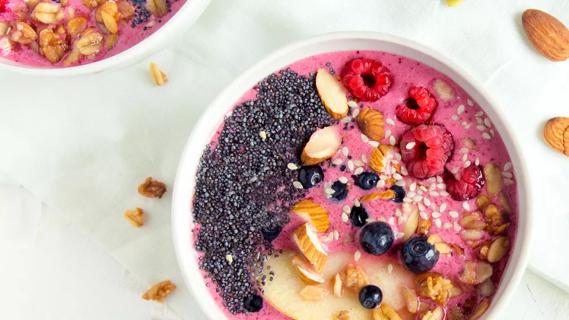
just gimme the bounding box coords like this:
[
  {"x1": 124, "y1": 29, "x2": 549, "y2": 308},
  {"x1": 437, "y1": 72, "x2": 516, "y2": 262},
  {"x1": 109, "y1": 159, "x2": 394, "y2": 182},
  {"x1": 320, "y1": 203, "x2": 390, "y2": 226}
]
[
  {"x1": 124, "y1": 207, "x2": 144, "y2": 227},
  {"x1": 484, "y1": 204, "x2": 510, "y2": 235},
  {"x1": 402, "y1": 204, "x2": 419, "y2": 240},
  {"x1": 138, "y1": 177, "x2": 167, "y2": 198},
  {"x1": 459, "y1": 261, "x2": 493, "y2": 285},
  {"x1": 315, "y1": 68, "x2": 349, "y2": 120},
  {"x1": 416, "y1": 273, "x2": 455, "y2": 305},
  {"x1": 149, "y1": 62, "x2": 168, "y2": 86},
  {"x1": 9, "y1": 22, "x2": 37, "y2": 45},
  {"x1": 483, "y1": 163, "x2": 503, "y2": 196},
  {"x1": 332, "y1": 273, "x2": 343, "y2": 297},
  {"x1": 142, "y1": 280, "x2": 176, "y2": 302},
  {"x1": 67, "y1": 16, "x2": 88, "y2": 38},
  {"x1": 146, "y1": 0, "x2": 168, "y2": 17},
  {"x1": 32, "y1": 2, "x2": 63, "y2": 24},
  {"x1": 299, "y1": 285, "x2": 327, "y2": 301},
  {"x1": 421, "y1": 306, "x2": 444, "y2": 320},
  {"x1": 342, "y1": 264, "x2": 368, "y2": 291},
  {"x1": 300, "y1": 125, "x2": 342, "y2": 165},
  {"x1": 76, "y1": 29, "x2": 103, "y2": 56},
  {"x1": 371, "y1": 303, "x2": 402, "y2": 320},
  {"x1": 417, "y1": 217, "x2": 432, "y2": 235},
  {"x1": 487, "y1": 236, "x2": 510, "y2": 263},
  {"x1": 369, "y1": 144, "x2": 393, "y2": 174},
  {"x1": 543, "y1": 117, "x2": 569, "y2": 155},
  {"x1": 356, "y1": 107, "x2": 385, "y2": 141},
  {"x1": 522, "y1": 9, "x2": 569, "y2": 61},
  {"x1": 38, "y1": 28, "x2": 67, "y2": 63}
]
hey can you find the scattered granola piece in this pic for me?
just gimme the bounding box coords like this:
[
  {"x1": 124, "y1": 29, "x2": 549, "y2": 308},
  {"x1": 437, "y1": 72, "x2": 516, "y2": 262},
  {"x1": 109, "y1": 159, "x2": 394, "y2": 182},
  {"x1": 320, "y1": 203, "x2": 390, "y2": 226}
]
[
  {"x1": 416, "y1": 272, "x2": 455, "y2": 305},
  {"x1": 142, "y1": 280, "x2": 176, "y2": 302},
  {"x1": 124, "y1": 207, "x2": 144, "y2": 227},
  {"x1": 138, "y1": 177, "x2": 167, "y2": 198},
  {"x1": 371, "y1": 303, "x2": 402, "y2": 320},
  {"x1": 149, "y1": 62, "x2": 168, "y2": 86},
  {"x1": 299, "y1": 285, "x2": 328, "y2": 301},
  {"x1": 342, "y1": 264, "x2": 368, "y2": 291}
]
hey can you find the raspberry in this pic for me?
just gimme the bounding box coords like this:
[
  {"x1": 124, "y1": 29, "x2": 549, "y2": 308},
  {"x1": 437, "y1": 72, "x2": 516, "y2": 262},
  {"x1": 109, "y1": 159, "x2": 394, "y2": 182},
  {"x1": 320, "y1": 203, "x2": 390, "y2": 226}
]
[
  {"x1": 341, "y1": 58, "x2": 393, "y2": 102},
  {"x1": 0, "y1": 0, "x2": 6, "y2": 12},
  {"x1": 400, "y1": 124, "x2": 455, "y2": 179},
  {"x1": 443, "y1": 165, "x2": 485, "y2": 201},
  {"x1": 396, "y1": 87, "x2": 438, "y2": 125}
]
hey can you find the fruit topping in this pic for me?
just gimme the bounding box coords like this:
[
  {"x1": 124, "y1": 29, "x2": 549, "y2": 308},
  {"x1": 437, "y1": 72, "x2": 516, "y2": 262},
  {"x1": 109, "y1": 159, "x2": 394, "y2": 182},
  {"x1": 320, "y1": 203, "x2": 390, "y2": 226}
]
[
  {"x1": 400, "y1": 124, "x2": 455, "y2": 179},
  {"x1": 292, "y1": 199, "x2": 331, "y2": 233},
  {"x1": 401, "y1": 236, "x2": 439, "y2": 273},
  {"x1": 341, "y1": 58, "x2": 393, "y2": 101},
  {"x1": 359, "y1": 221, "x2": 394, "y2": 255},
  {"x1": 354, "y1": 171, "x2": 380, "y2": 190},
  {"x1": 298, "y1": 165, "x2": 324, "y2": 189},
  {"x1": 330, "y1": 181, "x2": 349, "y2": 201},
  {"x1": 261, "y1": 225, "x2": 282, "y2": 242},
  {"x1": 443, "y1": 165, "x2": 485, "y2": 201},
  {"x1": 301, "y1": 125, "x2": 342, "y2": 165},
  {"x1": 316, "y1": 68, "x2": 349, "y2": 120},
  {"x1": 243, "y1": 294, "x2": 263, "y2": 312},
  {"x1": 369, "y1": 144, "x2": 394, "y2": 174},
  {"x1": 349, "y1": 205, "x2": 369, "y2": 227},
  {"x1": 356, "y1": 107, "x2": 385, "y2": 141},
  {"x1": 359, "y1": 284, "x2": 383, "y2": 309},
  {"x1": 396, "y1": 87, "x2": 438, "y2": 125},
  {"x1": 293, "y1": 223, "x2": 328, "y2": 272},
  {"x1": 390, "y1": 185, "x2": 406, "y2": 203}
]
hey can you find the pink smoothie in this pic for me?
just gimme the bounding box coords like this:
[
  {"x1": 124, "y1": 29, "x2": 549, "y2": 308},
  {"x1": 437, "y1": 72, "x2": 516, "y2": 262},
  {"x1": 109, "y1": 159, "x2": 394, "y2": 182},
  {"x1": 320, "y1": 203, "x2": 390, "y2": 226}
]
[
  {"x1": 195, "y1": 50, "x2": 517, "y2": 320},
  {"x1": 0, "y1": 0, "x2": 185, "y2": 67}
]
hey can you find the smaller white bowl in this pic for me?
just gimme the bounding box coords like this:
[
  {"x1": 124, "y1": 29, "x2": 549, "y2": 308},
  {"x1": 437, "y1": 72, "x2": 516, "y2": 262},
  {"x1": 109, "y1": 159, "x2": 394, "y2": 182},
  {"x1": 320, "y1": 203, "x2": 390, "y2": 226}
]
[
  {"x1": 0, "y1": 0, "x2": 210, "y2": 76},
  {"x1": 172, "y1": 32, "x2": 532, "y2": 320}
]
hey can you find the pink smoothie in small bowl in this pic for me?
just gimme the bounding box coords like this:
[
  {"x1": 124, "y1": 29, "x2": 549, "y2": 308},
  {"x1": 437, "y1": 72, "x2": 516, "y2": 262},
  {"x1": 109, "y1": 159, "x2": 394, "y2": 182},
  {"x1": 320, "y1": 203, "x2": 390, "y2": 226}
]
[
  {"x1": 0, "y1": 0, "x2": 185, "y2": 67},
  {"x1": 191, "y1": 50, "x2": 517, "y2": 320}
]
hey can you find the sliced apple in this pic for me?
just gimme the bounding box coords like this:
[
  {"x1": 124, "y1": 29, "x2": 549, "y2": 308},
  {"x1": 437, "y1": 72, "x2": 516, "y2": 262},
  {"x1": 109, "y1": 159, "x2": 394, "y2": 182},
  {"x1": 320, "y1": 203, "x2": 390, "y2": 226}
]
[
  {"x1": 315, "y1": 68, "x2": 349, "y2": 120},
  {"x1": 301, "y1": 126, "x2": 342, "y2": 165},
  {"x1": 262, "y1": 251, "x2": 415, "y2": 320},
  {"x1": 292, "y1": 199, "x2": 330, "y2": 232},
  {"x1": 293, "y1": 223, "x2": 328, "y2": 272}
]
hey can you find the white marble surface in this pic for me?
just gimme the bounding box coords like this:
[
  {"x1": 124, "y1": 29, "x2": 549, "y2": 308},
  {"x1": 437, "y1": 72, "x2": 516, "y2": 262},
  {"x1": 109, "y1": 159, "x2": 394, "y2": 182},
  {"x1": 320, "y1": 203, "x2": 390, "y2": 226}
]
[{"x1": 1, "y1": 0, "x2": 569, "y2": 319}]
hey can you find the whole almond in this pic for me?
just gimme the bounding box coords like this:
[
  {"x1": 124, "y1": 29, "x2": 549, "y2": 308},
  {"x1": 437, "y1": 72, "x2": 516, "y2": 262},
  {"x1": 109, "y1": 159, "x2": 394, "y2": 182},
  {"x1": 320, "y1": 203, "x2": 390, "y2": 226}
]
[
  {"x1": 356, "y1": 107, "x2": 384, "y2": 141},
  {"x1": 522, "y1": 9, "x2": 569, "y2": 61},
  {"x1": 543, "y1": 117, "x2": 569, "y2": 155}
]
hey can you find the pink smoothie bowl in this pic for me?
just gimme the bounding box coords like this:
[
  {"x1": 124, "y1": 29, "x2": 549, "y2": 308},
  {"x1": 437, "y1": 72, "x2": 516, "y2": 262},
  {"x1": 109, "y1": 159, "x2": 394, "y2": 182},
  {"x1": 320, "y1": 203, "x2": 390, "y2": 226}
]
[
  {"x1": 171, "y1": 32, "x2": 532, "y2": 320},
  {"x1": 0, "y1": 0, "x2": 210, "y2": 76}
]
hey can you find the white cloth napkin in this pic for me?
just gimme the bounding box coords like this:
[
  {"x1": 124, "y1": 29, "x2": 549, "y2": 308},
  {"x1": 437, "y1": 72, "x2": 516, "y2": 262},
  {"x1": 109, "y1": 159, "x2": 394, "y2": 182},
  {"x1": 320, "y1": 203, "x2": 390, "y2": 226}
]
[{"x1": 1, "y1": 0, "x2": 569, "y2": 318}]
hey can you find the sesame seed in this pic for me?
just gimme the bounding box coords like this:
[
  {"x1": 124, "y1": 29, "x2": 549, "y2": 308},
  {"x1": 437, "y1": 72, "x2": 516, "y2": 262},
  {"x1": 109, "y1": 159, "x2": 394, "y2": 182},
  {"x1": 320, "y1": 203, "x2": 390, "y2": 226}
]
[
  {"x1": 343, "y1": 205, "x2": 351, "y2": 213},
  {"x1": 457, "y1": 104, "x2": 465, "y2": 114},
  {"x1": 226, "y1": 254, "x2": 234, "y2": 264},
  {"x1": 334, "y1": 230, "x2": 340, "y2": 240},
  {"x1": 339, "y1": 176, "x2": 349, "y2": 184},
  {"x1": 287, "y1": 163, "x2": 298, "y2": 170},
  {"x1": 504, "y1": 178, "x2": 514, "y2": 186},
  {"x1": 423, "y1": 198, "x2": 431, "y2": 207},
  {"x1": 354, "y1": 160, "x2": 364, "y2": 167},
  {"x1": 293, "y1": 181, "x2": 304, "y2": 189},
  {"x1": 354, "y1": 167, "x2": 364, "y2": 175},
  {"x1": 400, "y1": 166, "x2": 408, "y2": 176},
  {"x1": 432, "y1": 211, "x2": 441, "y2": 218},
  {"x1": 464, "y1": 160, "x2": 472, "y2": 168},
  {"x1": 395, "y1": 180, "x2": 405, "y2": 187},
  {"x1": 385, "y1": 129, "x2": 392, "y2": 137},
  {"x1": 462, "y1": 154, "x2": 468, "y2": 161},
  {"x1": 361, "y1": 133, "x2": 369, "y2": 143},
  {"x1": 352, "y1": 108, "x2": 360, "y2": 118},
  {"x1": 475, "y1": 111, "x2": 483, "y2": 117},
  {"x1": 354, "y1": 251, "x2": 362, "y2": 261},
  {"x1": 403, "y1": 197, "x2": 412, "y2": 203},
  {"x1": 419, "y1": 185, "x2": 428, "y2": 192},
  {"x1": 393, "y1": 173, "x2": 403, "y2": 180},
  {"x1": 437, "y1": 183, "x2": 446, "y2": 190},
  {"x1": 452, "y1": 114, "x2": 459, "y2": 121},
  {"x1": 482, "y1": 132, "x2": 491, "y2": 140},
  {"x1": 440, "y1": 191, "x2": 449, "y2": 197},
  {"x1": 419, "y1": 211, "x2": 429, "y2": 220},
  {"x1": 460, "y1": 147, "x2": 469, "y2": 154},
  {"x1": 395, "y1": 209, "x2": 402, "y2": 217},
  {"x1": 369, "y1": 141, "x2": 379, "y2": 148},
  {"x1": 449, "y1": 211, "x2": 459, "y2": 218},
  {"x1": 394, "y1": 153, "x2": 402, "y2": 161},
  {"x1": 434, "y1": 219, "x2": 442, "y2": 228},
  {"x1": 484, "y1": 117, "x2": 492, "y2": 128},
  {"x1": 467, "y1": 99, "x2": 474, "y2": 106},
  {"x1": 347, "y1": 160, "x2": 355, "y2": 171},
  {"x1": 325, "y1": 187, "x2": 335, "y2": 195},
  {"x1": 453, "y1": 222, "x2": 462, "y2": 232},
  {"x1": 418, "y1": 203, "x2": 426, "y2": 211},
  {"x1": 429, "y1": 191, "x2": 439, "y2": 197},
  {"x1": 389, "y1": 135, "x2": 396, "y2": 145},
  {"x1": 410, "y1": 182, "x2": 417, "y2": 192},
  {"x1": 462, "y1": 202, "x2": 470, "y2": 211},
  {"x1": 439, "y1": 203, "x2": 447, "y2": 212},
  {"x1": 504, "y1": 162, "x2": 512, "y2": 171},
  {"x1": 406, "y1": 142, "x2": 416, "y2": 150},
  {"x1": 503, "y1": 171, "x2": 513, "y2": 178},
  {"x1": 348, "y1": 100, "x2": 358, "y2": 108},
  {"x1": 361, "y1": 154, "x2": 368, "y2": 163},
  {"x1": 443, "y1": 222, "x2": 452, "y2": 229},
  {"x1": 386, "y1": 118, "x2": 395, "y2": 126},
  {"x1": 476, "y1": 125, "x2": 486, "y2": 131},
  {"x1": 475, "y1": 158, "x2": 480, "y2": 166},
  {"x1": 342, "y1": 147, "x2": 349, "y2": 157},
  {"x1": 341, "y1": 212, "x2": 349, "y2": 223},
  {"x1": 354, "y1": 199, "x2": 361, "y2": 207}
]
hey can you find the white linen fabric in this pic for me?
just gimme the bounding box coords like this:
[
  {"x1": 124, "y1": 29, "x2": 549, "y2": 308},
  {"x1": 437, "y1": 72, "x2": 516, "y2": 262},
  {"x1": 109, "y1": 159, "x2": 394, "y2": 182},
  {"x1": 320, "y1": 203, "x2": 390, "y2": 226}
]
[{"x1": 0, "y1": 0, "x2": 568, "y2": 318}]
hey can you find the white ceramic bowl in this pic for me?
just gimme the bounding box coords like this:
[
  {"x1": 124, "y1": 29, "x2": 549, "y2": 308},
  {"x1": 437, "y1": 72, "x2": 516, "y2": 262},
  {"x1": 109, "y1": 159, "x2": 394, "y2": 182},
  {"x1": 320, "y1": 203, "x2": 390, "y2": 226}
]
[
  {"x1": 172, "y1": 32, "x2": 532, "y2": 320},
  {"x1": 0, "y1": 0, "x2": 210, "y2": 76}
]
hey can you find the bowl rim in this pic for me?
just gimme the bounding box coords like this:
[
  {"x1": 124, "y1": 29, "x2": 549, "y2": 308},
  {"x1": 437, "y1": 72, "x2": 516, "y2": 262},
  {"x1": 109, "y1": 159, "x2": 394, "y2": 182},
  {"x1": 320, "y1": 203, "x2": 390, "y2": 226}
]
[
  {"x1": 171, "y1": 31, "x2": 532, "y2": 320},
  {"x1": 0, "y1": 0, "x2": 210, "y2": 76}
]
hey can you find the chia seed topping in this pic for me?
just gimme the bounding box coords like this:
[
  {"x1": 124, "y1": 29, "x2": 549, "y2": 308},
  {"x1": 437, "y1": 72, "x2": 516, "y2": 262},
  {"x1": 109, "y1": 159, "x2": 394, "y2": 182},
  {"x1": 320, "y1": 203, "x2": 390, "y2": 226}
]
[{"x1": 193, "y1": 69, "x2": 333, "y2": 313}]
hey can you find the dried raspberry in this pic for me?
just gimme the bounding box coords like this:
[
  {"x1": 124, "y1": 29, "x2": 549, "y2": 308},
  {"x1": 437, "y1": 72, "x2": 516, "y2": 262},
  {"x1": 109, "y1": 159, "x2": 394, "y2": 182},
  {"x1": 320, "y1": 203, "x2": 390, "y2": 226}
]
[
  {"x1": 400, "y1": 124, "x2": 455, "y2": 179},
  {"x1": 444, "y1": 165, "x2": 485, "y2": 201},
  {"x1": 341, "y1": 58, "x2": 393, "y2": 102},
  {"x1": 396, "y1": 87, "x2": 438, "y2": 125}
]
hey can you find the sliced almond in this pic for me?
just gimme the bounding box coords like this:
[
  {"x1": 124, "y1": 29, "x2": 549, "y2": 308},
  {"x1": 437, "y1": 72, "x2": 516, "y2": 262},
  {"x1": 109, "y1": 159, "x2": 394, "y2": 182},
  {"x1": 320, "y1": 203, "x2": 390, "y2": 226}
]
[
  {"x1": 522, "y1": 9, "x2": 569, "y2": 61},
  {"x1": 299, "y1": 285, "x2": 328, "y2": 301},
  {"x1": 292, "y1": 223, "x2": 327, "y2": 272},
  {"x1": 417, "y1": 218, "x2": 431, "y2": 235},
  {"x1": 372, "y1": 303, "x2": 402, "y2": 320},
  {"x1": 459, "y1": 261, "x2": 493, "y2": 285},
  {"x1": 301, "y1": 125, "x2": 342, "y2": 165},
  {"x1": 401, "y1": 287, "x2": 418, "y2": 314},
  {"x1": 543, "y1": 117, "x2": 569, "y2": 155},
  {"x1": 421, "y1": 307, "x2": 444, "y2": 320},
  {"x1": 315, "y1": 68, "x2": 349, "y2": 120},
  {"x1": 402, "y1": 205, "x2": 419, "y2": 240},
  {"x1": 360, "y1": 190, "x2": 396, "y2": 203},
  {"x1": 487, "y1": 236, "x2": 509, "y2": 263},
  {"x1": 369, "y1": 144, "x2": 393, "y2": 174},
  {"x1": 294, "y1": 262, "x2": 325, "y2": 285},
  {"x1": 291, "y1": 199, "x2": 330, "y2": 232},
  {"x1": 356, "y1": 107, "x2": 384, "y2": 141},
  {"x1": 484, "y1": 163, "x2": 503, "y2": 196},
  {"x1": 332, "y1": 273, "x2": 343, "y2": 297}
]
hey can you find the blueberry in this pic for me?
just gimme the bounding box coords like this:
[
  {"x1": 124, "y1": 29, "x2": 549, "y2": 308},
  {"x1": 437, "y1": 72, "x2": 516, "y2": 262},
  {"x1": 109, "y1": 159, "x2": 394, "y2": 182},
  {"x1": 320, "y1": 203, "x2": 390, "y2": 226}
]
[
  {"x1": 349, "y1": 206, "x2": 368, "y2": 227},
  {"x1": 390, "y1": 185, "x2": 406, "y2": 203},
  {"x1": 243, "y1": 294, "x2": 263, "y2": 312},
  {"x1": 354, "y1": 172, "x2": 379, "y2": 190},
  {"x1": 298, "y1": 165, "x2": 324, "y2": 189},
  {"x1": 359, "y1": 221, "x2": 394, "y2": 255},
  {"x1": 330, "y1": 181, "x2": 348, "y2": 201},
  {"x1": 401, "y1": 236, "x2": 439, "y2": 273},
  {"x1": 358, "y1": 285, "x2": 383, "y2": 309},
  {"x1": 261, "y1": 225, "x2": 282, "y2": 242}
]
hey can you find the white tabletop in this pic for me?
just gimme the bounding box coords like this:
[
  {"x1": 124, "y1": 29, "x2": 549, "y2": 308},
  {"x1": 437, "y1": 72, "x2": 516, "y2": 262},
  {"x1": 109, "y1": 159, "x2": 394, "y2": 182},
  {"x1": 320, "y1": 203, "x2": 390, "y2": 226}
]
[{"x1": 1, "y1": 0, "x2": 569, "y2": 319}]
